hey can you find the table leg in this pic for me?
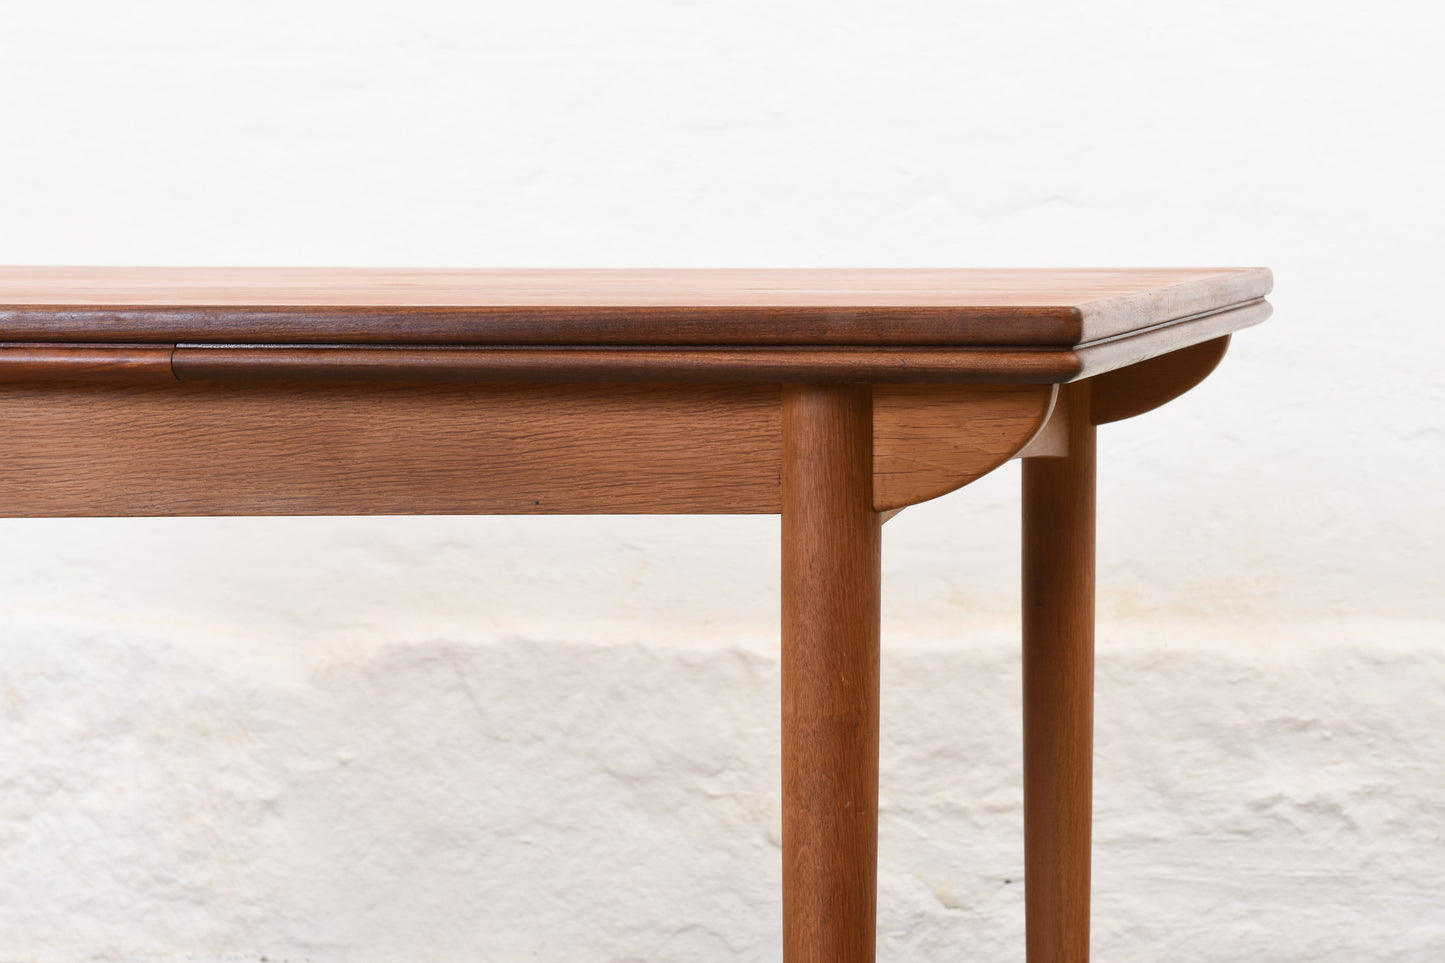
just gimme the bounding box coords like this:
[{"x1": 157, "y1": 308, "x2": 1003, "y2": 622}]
[
  {"x1": 781, "y1": 383, "x2": 882, "y2": 963},
  {"x1": 1022, "y1": 381, "x2": 1096, "y2": 963}
]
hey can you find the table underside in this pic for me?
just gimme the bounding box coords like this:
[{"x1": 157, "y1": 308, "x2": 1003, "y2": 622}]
[{"x1": 0, "y1": 337, "x2": 1227, "y2": 518}]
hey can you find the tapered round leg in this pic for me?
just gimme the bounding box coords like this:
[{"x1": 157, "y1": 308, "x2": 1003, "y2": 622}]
[
  {"x1": 781, "y1": 383, "x2": 881, "y2": 963},
  {"x1": 1022, "y1": 382, "x2": 1096, "y2": 963}
]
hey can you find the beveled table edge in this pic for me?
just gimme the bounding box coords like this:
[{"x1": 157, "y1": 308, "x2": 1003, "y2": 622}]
[{"x1": 0, "y1": 266, "x2": 1273, "y2": 349}]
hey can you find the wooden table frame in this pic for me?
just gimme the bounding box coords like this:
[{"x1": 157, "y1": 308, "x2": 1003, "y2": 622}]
[{"x1": 0, "y1": 267, "x2": 1271, "y2": 962}]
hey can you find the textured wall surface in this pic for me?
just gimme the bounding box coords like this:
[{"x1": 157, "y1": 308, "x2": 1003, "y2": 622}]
[{"x1": 1, "y1": 1, "x2": 1442, "y2": 961}]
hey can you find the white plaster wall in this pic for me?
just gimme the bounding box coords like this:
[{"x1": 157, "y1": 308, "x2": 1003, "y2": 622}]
[{"x1": 0, "y1": 1, "x2": 1441, "y2": 960}]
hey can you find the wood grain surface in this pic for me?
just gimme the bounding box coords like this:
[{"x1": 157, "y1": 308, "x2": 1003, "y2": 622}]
[
  {"x1": 1089, "y1": 336, "x2": 1230, "y2": 424},
  {"x1": 872, "y1": 384, "x2": 1055, "y2": 510},
  {"x1": 0, "y1": 380, "x2": 1066, "y2": 516},
  {"x1": 1, "y1": 324, "x2": 1260, "y2": 386},
  {"x1": 1072, "y1": 300, "x2": 1264, "y2": 377},
  {"x1": 781, "y1": 383, "x2": 881, "y2": 963},
  {"x1": 0, "y1": 343, "x2": 175, "y2": 382},
  {"x1": 0, "y1": 381, "x2": 783, "y2": 516},
  {"x1": 169, "y1": 344, "x2": 1084, "y2": 384},
  {"x1": 1022, "y1": 382, "x2": 1096, "y2": 963},
  {"x1": 161, "y1": 300, "x2": 1257, "y2": 385},
  {"x1": 0, "y1": 266, "x2": 1271, "y2": 347}
]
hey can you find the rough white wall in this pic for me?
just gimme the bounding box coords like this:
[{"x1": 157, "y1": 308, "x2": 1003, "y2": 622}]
[{"x1": 1, "y1": 1, "x2": 1441, "y2": 960}]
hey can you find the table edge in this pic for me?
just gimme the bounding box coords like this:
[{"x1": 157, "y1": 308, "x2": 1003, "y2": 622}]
[
  {"x1": 0, "y1": 267, "x2": 1272, "y2": 349},
  {"x1": 0, "y1": 297, "x2": 1268, "y2": 385}
]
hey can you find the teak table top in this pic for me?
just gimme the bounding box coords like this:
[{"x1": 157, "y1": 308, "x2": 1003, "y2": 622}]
[{"x1": 0, "y1": 267, "x2": 1271, "y2": 384}]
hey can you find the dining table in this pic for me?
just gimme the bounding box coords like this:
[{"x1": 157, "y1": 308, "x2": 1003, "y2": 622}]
[{"x1": 0, "y1": 265, "x2": 1272, "y2": 962}]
